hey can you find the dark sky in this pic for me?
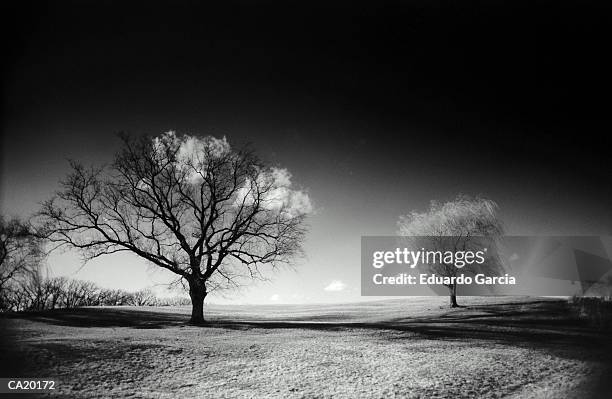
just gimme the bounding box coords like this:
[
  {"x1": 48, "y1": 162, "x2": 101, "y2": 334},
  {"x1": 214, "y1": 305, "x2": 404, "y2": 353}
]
[{"x1": 1, "y1": 0, "x2": 611, "y2": 300}]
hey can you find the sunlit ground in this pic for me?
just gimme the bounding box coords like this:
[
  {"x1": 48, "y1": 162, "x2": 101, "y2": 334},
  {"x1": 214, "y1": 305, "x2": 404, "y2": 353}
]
[{"x1": 1, "y1": 297, "x2": 611, "y2": 398}]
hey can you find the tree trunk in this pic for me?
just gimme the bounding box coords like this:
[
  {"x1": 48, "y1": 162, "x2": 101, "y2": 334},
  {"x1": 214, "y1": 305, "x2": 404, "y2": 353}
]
[
  {"x1": 449, "y1": 283, "x2": 459, "y2": 308},
  {"x1": 188, "y1": 278, "x2": 207, "y2": 324}
]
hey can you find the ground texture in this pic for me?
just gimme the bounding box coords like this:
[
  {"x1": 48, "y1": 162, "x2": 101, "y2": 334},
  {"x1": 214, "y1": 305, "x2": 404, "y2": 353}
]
[{"x1": 1, "y1": 297, "x2": 611, "y2": 398}]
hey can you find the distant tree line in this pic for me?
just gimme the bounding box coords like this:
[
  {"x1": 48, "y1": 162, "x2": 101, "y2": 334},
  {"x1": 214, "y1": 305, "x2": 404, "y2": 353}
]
[
  {"x1": 1, "y1": 216, "x2": 191, "y2": 313},
  {"x1": 0, "y1": 275, "x2": 191, "y2": 312}
]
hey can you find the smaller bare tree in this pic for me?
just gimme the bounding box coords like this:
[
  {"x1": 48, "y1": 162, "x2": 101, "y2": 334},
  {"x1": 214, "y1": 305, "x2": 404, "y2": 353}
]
[{"x1": 398, "y1": 195, "x2": 504, "y2": 307}]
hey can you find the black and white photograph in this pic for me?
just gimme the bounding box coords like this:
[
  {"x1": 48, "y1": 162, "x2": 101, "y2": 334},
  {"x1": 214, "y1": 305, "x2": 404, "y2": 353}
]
[{"x1": 1, "y1": 1, "x2": 611, "y2": 397}]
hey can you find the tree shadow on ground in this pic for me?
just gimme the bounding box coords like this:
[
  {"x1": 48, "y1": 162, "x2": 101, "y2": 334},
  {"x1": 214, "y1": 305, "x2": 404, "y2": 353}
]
[
  {"x1": 2, "y1": 300, "x2": 610, "y2": 353},
  {"x1": 210, "y1": 300, "x2": 611, "y2": 349},
  {"x1": 1, "y1": 307, "x2": 188, "y2": 329},
  {"x1": 2, "y1": 300, "x2": 611, "y2": 351},
  {"x1": 2, "y1": 299, "x2": 612, "y2": 398}
]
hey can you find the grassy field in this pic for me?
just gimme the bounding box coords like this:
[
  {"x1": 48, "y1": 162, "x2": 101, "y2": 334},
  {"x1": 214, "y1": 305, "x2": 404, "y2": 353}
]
[{"x1": 1, "y1": 297, "x2": 611, "y2": 398}]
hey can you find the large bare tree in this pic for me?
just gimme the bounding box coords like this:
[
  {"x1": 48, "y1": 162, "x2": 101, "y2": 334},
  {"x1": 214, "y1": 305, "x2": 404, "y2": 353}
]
[
  {"x1": 398, "y1": 195, "x2": 504, "y2": 307},
  {"x1": 39, "y1": 132, "x2": 311, "y2": 323}
]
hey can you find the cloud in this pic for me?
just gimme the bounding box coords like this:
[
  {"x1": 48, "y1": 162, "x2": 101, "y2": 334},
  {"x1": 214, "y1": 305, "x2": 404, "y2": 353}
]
[
  {"x1": 151, "y1": 132, "x2": 231, "y2": 185},
  {"x1": 287, "y1": 190, "x2": 313, "y2": 215},
  {"x1": 177, "y1": 134, "x2": 230, "y2": 162},
  {"x1": 269, "y1": 167, "x2": 292, "y2": 187},
  {"x1": 324, "y1": 280, "x2": 347, "y2": 292},
  {"x1": 235, "y1": 167, "x2": 313, "y2": 216},
  {"x1": 269, "y1": 294, "x2": 280, "y2": 301}
]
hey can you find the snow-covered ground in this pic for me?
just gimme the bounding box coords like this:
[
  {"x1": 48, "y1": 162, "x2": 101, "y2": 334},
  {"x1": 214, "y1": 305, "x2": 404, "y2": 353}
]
[{"x1": 1, "y1": 297, "x2": 610, "y2": 398}]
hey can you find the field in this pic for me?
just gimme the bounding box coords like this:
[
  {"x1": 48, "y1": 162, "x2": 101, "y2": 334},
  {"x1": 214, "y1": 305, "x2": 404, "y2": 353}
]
[{"x1": 1, "y1": 297, "x2": 612, "y2": 398}]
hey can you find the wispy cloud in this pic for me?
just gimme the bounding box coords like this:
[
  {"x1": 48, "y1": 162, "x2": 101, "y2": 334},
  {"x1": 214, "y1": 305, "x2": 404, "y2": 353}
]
[
  {"x1": 269, "y1": 294, "x2": 280, "y2": 301},
  {"x1": 324, "y1": 280, "x2": 347, "y2": 292}
]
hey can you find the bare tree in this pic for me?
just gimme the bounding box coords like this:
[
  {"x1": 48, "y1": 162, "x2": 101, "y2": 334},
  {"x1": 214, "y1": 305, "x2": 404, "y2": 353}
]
[
  {"x1": 21, "y1": 272, "x2": 49, "y2": 311},
  {"x1": 39, "y1": 132, "x2": 310, "y2": 323},
  {"x1": 130, "y1": 289, "x2": 156, "y2": 306},
  {"x1": 398, "y1": 195, "x2": 504, "y2": 307},
  {"x1": 155, "y1": 296, "x2": 191, "y2": 306},
  {"x1": 0, "y1": 216, "x2": 44, "y2": 297},
  {"x1": 101, "y1": 289, "x2": 133, "y2": 306},
  {"x1": 60, "y1": 279, "x2": 99, "y2": 308},
  {"x1": 43, "y1": 277, "x2": 68, "y2": 309},
  {"x1": 1, "y1": 272, "x2": 54, "y2": 312}
]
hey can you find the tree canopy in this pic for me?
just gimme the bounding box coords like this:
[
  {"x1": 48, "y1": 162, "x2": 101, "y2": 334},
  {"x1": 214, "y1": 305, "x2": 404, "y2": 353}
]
[{"x1": 40, "y1": 132, "x2": 311, "y2": 322}]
